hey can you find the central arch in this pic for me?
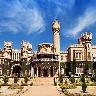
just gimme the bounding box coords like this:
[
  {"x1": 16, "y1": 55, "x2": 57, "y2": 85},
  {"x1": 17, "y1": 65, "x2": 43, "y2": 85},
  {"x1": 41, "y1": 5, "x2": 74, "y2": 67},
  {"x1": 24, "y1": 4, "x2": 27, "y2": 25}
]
[{"x1": 12, "y1": 64, "x2": 21, "y2": 77}]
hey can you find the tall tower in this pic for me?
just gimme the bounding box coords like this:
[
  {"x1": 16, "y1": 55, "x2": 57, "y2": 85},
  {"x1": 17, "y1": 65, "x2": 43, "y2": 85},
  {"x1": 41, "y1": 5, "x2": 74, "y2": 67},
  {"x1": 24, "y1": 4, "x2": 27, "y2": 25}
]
[
  {"x1": 52, "y1": 19, "x2": 60, "y2": 55},
  {"x1": 21, "y1": 41, "x2": 32, "y2": 60},
  {"x1": 84, "y1": 32, "x2": 92, "y2": 61},
  {"x1": 4, "y1": 41, "x2": 12, "y2": 59}
]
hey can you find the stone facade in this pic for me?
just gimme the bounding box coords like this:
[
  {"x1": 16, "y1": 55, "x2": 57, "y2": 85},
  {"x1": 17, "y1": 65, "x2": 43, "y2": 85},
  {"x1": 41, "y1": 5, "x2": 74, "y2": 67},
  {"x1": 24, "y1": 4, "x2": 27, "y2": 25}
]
[
  {"x1": 52, "y1": 20, "x2": 60, "y2": 55},
  {"x1": 31, "y1": 20, "x2": 61, "y2": 77},
  {"x1": 0, "y1": 20, "x2": 96, "y2": 77},
  {"x1": 32, "y1": 43, "x2": 58, "y2": 77},
  {"x1": 0, "y1": 41, "x2": 33, "y2": 76}
]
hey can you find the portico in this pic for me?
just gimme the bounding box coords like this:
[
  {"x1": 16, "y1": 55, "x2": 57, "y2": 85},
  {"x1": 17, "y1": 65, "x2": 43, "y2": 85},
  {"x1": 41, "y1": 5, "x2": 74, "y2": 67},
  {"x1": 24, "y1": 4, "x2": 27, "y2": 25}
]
[{"x1": 32, "y1": 61, "x2": 58, "y2": 77}]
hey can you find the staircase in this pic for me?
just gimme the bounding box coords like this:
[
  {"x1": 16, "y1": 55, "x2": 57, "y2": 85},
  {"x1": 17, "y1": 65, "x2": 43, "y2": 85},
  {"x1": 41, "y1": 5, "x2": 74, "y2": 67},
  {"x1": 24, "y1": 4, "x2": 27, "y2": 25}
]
[{"x1": 33, "y1": 77, "x2": 54, "y2": 86}]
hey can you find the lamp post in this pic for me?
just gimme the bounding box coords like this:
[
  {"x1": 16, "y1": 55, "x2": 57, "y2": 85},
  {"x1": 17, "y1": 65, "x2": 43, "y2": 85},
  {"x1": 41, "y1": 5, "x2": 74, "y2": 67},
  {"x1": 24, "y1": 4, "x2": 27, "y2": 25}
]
[{"x1": 58, "y1": 55, "x2": 61, "y2": 76}]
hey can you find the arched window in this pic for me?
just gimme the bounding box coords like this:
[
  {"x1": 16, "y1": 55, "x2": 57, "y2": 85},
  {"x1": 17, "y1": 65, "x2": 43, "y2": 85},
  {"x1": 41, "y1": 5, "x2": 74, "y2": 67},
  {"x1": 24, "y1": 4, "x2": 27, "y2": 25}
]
[
  {"x1": 15, "y1": 53, "x2": 16, "y2": 60},
  {"x1": 61, "y1": 55, "x2": 63, "y2": 60}
]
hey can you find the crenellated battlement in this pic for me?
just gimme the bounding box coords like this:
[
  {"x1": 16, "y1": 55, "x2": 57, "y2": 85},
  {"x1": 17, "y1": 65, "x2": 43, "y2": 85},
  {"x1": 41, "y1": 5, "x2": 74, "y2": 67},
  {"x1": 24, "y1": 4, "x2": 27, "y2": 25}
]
[
  {"x1": 21, "y1": 40, "x2": 32, "y2": 50},
  {"x1": 4, "y1": 41, "x2": 12, "y2": 49},
  {"x1": 69, "y1": 44, "x2": 84, "y2": 48},
  {"x1": 81, "y1": 32, "x2": 92, "y2": 40}
]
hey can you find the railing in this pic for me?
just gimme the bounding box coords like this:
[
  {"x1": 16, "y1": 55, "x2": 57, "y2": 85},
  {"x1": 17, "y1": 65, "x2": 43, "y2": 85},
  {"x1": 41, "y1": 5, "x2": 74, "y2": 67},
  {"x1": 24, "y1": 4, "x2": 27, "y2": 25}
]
[{"x1": 33, "y1": 58, "x2": 59, "y2": 62}]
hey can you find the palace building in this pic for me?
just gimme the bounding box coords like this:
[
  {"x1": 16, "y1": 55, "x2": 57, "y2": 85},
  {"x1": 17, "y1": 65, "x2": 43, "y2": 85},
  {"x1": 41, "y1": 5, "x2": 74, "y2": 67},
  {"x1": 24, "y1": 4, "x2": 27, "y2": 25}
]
[
  {"x1": 0, "y1": 20, "x2": 96, "y2": 77},
  {"x1": 0, "y1": 41, "x2": 33, "y2": 76}
]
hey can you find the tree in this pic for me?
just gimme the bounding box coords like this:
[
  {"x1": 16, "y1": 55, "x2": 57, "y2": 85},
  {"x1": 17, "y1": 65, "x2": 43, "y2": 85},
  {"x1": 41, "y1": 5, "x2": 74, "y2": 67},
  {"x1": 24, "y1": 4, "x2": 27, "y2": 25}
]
[
  {"x1": 3, "y1": 75, "x2": 9, "y2": 84},
  {"x1": 3, "y1": 59, "x2": 8, "y2": 75},
  {"x1": 82, "y1": 82, "x2": 87, "y2": 93},
  {"x1": 59, "y1": 75, "x2": 63, "y2": 83},
  {"x1": 93, "y1": 62, "x2": 96, "y2": 78},
  {"x1": 80, "y1": 74, "x2": 87, "y2": 93},
  {"x1": 84, "y1": 61, "x2": 89, "y2": 75},
  {"x1": 69, "y1": 76, "x2": 75, "y2": 83},
  {"x1": 24, "y1": 75, "x2": 29, "y2": 83},
  {"x1": 65, "y1": 62, "x2": 71, "y2": 76},
  {"x1": 14, "y1": 76, "x2": 19, "y2": 83},
  {"x1": 21, "y1": 58, "x2": 27, "y2": 76},
  {"x1": 80, "y1": 74, "x2": 85, "y2": 82},
  {"x1": 71, "y1": 58, "x2": 76, "y2": 75}
]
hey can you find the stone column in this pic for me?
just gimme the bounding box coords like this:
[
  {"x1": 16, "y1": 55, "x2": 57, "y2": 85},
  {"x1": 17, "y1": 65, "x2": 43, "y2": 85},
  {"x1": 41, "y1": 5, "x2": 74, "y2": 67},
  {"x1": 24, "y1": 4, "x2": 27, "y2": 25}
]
[
  {"x1": 12, "y1": 53, "x2": 13, "y2": 60},
  {"x1": 53, "y1": 67, "x2": 55, "y2": 76},
  {"x1": 54, "y1": 67, "x2": 56, "y2": 76},
  {"x1": 48, "y1": 68, "x2": 51, "y2": 77},
  {"x1": 40, "y1": 68, "x2": 42, "y2": 77},
  {"x1": 31, "y1": 67, "x2": 34, "y2": 78},
  {"x1": 15, "y1": 53, "x2": 17, "y2": 61}
]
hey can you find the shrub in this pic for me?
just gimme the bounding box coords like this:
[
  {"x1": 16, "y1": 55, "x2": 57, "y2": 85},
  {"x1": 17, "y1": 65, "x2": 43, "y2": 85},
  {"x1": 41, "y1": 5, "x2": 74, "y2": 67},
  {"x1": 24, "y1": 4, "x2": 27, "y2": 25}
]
[
  {"x1": 63, "y1": 89, "x2": 69, "y2": 95},
  {"x1": 1, "y1": 83, "x2": 10, "y2": 86},
  {"x1": 80, "y1": 74, "x2": 87, "y2": 93},
  {"x1": 67, "y1": 93, "x2": 81, "y2": 96},
  {"x1": 14, "y1": 76, "x2": 19, "y2": 83},
  {"x1": 69, "y1": 76, "x2": 75, "y2": 83},
  {"x1": 83, "y1": 94, "x2": 96, "y2": 96},
  {"x1": 54, "y1": 78, "x2": 57, "y2": 86},
  {"x1": 59, "y1": 75, "x2": 63, "y2": 83},
  {"x1": 21, "y1": 83, "x2": 28, "y2": 86},
  {"x1": 30, "y1": 82, "x2": 33, "y2": 86},
  {"x1": 82, "y1": 82, "x2": 87, "y2": 93},
  {"x1": 65, "y1": 79, "x2": 68, "y2": 84},
  {"x1": 3, "y1": 75, "x2": 9, "y2": 84},
  {"x1": 80, "y1": 74, "x2": 85, "y2": 82},
  {"x1": 59, "y1": 83, "x2": 76, "y2": 89},
  {"x1": 8, "y1": 83, "x2": 23, "y2": 89},
  {"x1": 24, "y1": 75, "x2": 29, "y2": 83}
]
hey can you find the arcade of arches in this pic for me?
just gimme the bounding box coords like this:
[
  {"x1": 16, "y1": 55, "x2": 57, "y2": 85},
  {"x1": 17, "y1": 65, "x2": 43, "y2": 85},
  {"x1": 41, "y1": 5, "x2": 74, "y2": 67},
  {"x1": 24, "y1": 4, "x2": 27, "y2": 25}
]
[{"x1": 33, "y1": 62, "x2": 58, "y2": 77}]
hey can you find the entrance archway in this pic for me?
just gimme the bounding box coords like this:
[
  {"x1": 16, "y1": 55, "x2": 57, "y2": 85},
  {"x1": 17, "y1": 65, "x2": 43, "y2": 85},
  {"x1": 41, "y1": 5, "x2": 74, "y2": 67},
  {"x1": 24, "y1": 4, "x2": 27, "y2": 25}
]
[
  {"x1": 43, "y1": 68, "x2": 48, "y2": 77},
  {"x1": 12, "y1": 64, "x2": 21, "y2": 77}
]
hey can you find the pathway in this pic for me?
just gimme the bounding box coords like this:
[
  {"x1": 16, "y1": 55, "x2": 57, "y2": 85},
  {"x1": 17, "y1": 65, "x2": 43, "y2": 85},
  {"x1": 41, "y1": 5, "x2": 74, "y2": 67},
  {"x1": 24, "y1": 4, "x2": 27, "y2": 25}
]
[
  {"x1": 18, "y1": 86, "x2": 61, "y2": 96},
  {"x1": 16, "y1": 77, "x2": 61, "y2": 96}
]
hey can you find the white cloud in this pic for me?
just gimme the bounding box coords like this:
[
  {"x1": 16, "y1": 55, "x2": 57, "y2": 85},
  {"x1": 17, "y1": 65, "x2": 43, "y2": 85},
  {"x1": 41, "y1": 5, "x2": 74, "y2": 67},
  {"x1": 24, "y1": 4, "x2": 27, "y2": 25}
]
[
  {"x1": 49, "y1": 0, "x2": 75, "y2": 20},
  {"x1": 25, "y1": 8, "x2": 45, "y2": 34},
  {"x1": 0, "y1": 0, "x2": 45, "y2": 34},
  {"x1": 0, "y1": 21, "x2": 21, "y2": 34},
  {"x1": 68, "y1": 8, "x2": 96, "y2": 37},
  {"x1": 50, "y1": 0, "x2": 75, "y2": 9}
]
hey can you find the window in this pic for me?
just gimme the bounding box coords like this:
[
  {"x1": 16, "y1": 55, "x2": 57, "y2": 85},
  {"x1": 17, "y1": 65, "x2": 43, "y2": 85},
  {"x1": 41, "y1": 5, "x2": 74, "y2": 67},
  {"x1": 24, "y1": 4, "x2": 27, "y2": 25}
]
[
  {"x1": 79, "y1": 53, "x2": 81, "y2": 59},
  {"x1": 1, "y1": 59, "x2": 3, "y2": 64},
  {"x1": 88, "y1": 52, "x2": 91, "y2": 59},
  {"x1": 0, "y1": 70, "x2": 2, "y2": 75},
  {"x1": 76, "y1": 53, "x2": 78, "y2": 58},
  {"x1": 45, "y1": 48, "x2": 47, "y2": 52},
  {"x1": 13, "y1": 53, "x2": 14, "y2": 60},
  {"x1": 19, "y1": 53, "x2": 20, "y2": 59},
  {"x1": 17, "y1": 53, "x2": 18, "y2": 60},
  {"x1": 61, "y1": 55, "x2": 63, "y2": 60},
  {"x1": 73, "y1": 50, "x2": 75, "y2": 58},
  {"x1": 15, "y1": 53, "x2": 16, "y2": 60}
]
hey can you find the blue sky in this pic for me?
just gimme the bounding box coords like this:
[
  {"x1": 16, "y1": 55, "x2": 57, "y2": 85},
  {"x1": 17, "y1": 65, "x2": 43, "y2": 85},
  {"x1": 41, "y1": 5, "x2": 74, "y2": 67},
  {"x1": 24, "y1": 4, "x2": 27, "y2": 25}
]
[{"x1": 0, "y1": 0, "x2": 96, "y2": 51}]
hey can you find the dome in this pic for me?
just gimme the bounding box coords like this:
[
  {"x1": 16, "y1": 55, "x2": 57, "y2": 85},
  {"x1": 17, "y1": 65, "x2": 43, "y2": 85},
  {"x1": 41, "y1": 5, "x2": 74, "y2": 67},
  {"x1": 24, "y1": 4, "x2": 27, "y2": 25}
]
[{"x1": 52, "y1": 20, "x2": 60, "y2": 29}]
